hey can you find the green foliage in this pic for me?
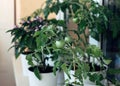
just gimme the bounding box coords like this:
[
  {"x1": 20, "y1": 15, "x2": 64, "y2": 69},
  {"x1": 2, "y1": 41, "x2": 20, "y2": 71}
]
[
  {"x1": 7, "y1": 0, "x2": 119, "y2": 84},
  {"x1": 107, "y1": 68, "x2": 120, "y2": 85},
  {"x1": 7, "y1": 16, "x2": 63, "y2": 79},
  {"x1": 61, "y1": 63, "x2": 71, "y2": 79},
  {"x1": 26, "y1": 54, "x2": 34, "y2": 66},
  {"x1": 42, "y1": 0, "x2": 120, "y2": 41},
  {"x1": 88, "y1": 73, "x2": 104, "y2": 86},
  {"x1": 86, "y1": 45, "x2": 103, "y2": 58},
  {"x1": 41, "y1": 0, "x2": 112, "y2": 85}
]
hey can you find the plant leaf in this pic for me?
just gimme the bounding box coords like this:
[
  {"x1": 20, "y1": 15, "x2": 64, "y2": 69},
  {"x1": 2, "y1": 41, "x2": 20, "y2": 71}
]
[
  {"x1": 61, "y1": 63, "x2": 70, "y2": 79},
  {"x1": 103, "y1": 59, "x2": 112, "y2": 65},
  {"x1": 34, "y1": 67, "x2": 41, "y2": 80}
]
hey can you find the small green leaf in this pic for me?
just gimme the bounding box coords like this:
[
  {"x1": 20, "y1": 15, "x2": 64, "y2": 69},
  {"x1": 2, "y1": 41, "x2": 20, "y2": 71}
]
[
  {"x1": 15, "y1": 47, "x2": 25, "y2": 59},
  {"x1": 36, "y1": 33, "x2": 48, "y2": 48},
  {"x1": 103, "y1": 59, "x2": 112, "y2": 65},
  {"x1": 50, "y1": 4, "x2": 59, "y2": 14},
  {"x1": 8, "y1": 45, "x2": 16, "y2": 51},
  {"x1": 26, "y1": 54, "x2": 32, "y2": 61},
  {"x1": 34, "y1": 67, "x2": 41, "y2": 80},
  {"x1": 61, "y1": 63, "x2": 70, "y2": 79},
  {"x1": 44, "y1": 7, "x2": 50, "y2": 19},
  {"x1": 53, "y1": 61, "x2": 61, "y2": 75},
  {"x1": 28, "y1": 61, "x2": 34, "y2": 66},
  {"x1": 34, "y1": 31, "x2": 41, "y2": 37},
  {"x1": 34, "y1": 53, "x2": 41, "y2": 60}
]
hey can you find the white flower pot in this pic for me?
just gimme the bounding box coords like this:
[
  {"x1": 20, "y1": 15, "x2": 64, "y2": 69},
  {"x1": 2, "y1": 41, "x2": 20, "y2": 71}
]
[
  {"x1": 20, "y1": 53, "x2": 65, "y2": 86},
  {"x1": 57, "y1": 70, "x2": 65, "y2": 86},
  {"x1": 20, "y1": 54, "x2": 29, "y2": 76},
  {"x1": 28, "y1": 70, "x2": 57, "y2": 86}
]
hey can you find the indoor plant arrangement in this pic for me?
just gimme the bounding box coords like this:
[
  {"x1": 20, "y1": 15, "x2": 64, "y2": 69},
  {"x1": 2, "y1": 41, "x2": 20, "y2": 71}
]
[{"x1": 7, "y1": 0, "x2": 117, "y2": 86}]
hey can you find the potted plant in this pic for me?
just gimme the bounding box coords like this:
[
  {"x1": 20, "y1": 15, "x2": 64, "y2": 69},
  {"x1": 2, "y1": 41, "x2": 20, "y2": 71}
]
[
  {"x1": 40, "y1": 0, "x2": 112, "y2": 85},
  {"x1": 7, "y1": 0, "x2": 117, "y2": 85},
  {"x1": 7, "y1": 16, "x2": 60, "y2": 86}
]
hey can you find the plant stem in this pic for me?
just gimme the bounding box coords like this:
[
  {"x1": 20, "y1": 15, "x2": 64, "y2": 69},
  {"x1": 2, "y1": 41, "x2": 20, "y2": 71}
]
[
  {"x1": 41, "y1": 46, "x2": 46, "y2": 70},
  {"x1": 73, "y1": 53, "x2": 76, "y2": 85}
]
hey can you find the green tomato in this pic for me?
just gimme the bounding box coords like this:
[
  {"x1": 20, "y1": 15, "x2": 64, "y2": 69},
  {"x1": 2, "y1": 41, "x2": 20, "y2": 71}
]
[
  {"x1": 65, "y1": 36, "x2": 71, "y2": 43},
  {"x1": 55, "y1": 40, "x2": 65, "y2": 48},
  {"x1": 72, "y1": 18, "x2": 79, "y2": 23}
]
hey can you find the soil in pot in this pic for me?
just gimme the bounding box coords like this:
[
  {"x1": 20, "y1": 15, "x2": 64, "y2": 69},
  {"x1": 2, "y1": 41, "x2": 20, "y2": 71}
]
[
  {"x1": 29, "y1": 66, "x2": 54, "y2": 73},
  {"x1": 22, "y1": 50, "x2": 33, "y2": 55},
  {"x1": 88, "y1": 63, "x2": 106, "y2": 72}
]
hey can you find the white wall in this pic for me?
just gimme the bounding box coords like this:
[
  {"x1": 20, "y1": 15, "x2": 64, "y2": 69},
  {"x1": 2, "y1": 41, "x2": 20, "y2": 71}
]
[
  {"x1": 0, "y1": 0, "x2": 14, "y2": 28},
  {"x1": 0, "y1": 0, "x2": 14, "y2": 61},
  {"x1": 0, "y1": 0, "x2": 16, "y2": 85}
]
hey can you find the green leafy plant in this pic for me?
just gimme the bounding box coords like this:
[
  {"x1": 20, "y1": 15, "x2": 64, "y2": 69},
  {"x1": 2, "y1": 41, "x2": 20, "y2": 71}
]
[
  {"x1": 40, "y1": 0, "x2": 112, "y2": 85},
  {"x1": 7, "y1": 16, "x2": 67, "y2": 79},
  {"x1": 7, "y1": 16, "x2": 46, "y2": 79},
  {"x1": 7, "y1": 16, "x2": 45, "y2": 58}
]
